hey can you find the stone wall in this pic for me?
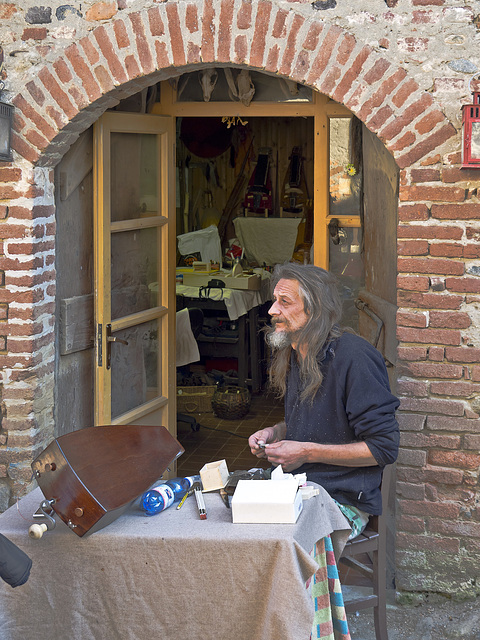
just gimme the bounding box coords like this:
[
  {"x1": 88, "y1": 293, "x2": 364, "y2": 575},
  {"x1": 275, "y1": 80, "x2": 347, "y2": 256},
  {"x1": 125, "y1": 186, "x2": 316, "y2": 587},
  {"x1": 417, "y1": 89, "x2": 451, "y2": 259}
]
[{"x1": 0, "y1": 0, "x2": 480, "y2": 595}]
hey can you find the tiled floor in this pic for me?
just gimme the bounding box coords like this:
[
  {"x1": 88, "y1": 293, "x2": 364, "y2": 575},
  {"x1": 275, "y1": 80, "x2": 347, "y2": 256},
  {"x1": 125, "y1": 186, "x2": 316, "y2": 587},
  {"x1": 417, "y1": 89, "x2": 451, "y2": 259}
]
[{"x1": 176, "y1": 390, "x2": 285, "y2": 478}]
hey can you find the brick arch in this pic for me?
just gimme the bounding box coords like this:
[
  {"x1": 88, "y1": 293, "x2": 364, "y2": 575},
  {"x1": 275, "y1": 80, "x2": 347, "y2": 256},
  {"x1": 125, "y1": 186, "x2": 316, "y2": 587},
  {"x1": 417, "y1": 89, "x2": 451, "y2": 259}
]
[{"x1": 11, "y1": 0, "x2": 457, "y2": 169}]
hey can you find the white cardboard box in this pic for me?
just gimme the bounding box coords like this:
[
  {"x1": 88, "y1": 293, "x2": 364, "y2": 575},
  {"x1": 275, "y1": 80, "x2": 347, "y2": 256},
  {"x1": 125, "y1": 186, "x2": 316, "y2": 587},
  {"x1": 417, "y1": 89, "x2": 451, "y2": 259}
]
[{"x1": 231, "y1": 479, "x2": 303, "y2": 524}]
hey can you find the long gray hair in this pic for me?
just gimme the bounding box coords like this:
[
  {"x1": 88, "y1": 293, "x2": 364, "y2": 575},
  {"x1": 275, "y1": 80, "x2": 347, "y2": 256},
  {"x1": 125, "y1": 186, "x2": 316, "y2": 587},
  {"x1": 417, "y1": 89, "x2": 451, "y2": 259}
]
[{"x1": 267, "y1": 263, "x2": 344, "y2": 402}]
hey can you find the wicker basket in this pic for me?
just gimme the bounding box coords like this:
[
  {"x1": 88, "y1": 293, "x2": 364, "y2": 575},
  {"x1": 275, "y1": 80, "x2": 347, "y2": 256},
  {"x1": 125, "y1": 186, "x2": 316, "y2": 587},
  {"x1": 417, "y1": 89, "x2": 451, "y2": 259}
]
[
  {"x1": 212, "y1": 386, "x2": 251, "y2": 420},
  {"x1": 177, "y1": 385, "x2": 216, "y2": 413}
]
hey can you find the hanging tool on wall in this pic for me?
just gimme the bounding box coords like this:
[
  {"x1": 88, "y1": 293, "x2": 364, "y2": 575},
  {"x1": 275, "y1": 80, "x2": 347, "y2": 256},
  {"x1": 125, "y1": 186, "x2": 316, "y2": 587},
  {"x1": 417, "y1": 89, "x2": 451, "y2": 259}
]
[
  {"x1": 281, "y1": 146, "x2": 305, "y2": 216},
  {"x1": 282, "y1": 147, "x2": 314, "y2": 262},
  {"x1": 243, "y1": 147, "x2": 273, "y2": 216},
  {"x1": 217, "y1": 136, "x2": 254, "y2": 245}
]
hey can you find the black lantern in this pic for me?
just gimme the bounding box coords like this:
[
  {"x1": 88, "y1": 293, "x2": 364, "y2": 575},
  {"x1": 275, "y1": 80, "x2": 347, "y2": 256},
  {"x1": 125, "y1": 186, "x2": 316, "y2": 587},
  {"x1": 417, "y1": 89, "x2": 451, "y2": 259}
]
[
  {"x1": 0, "y1": 100, "x2": 12, "y2": 162},
  {"x1": 462, "y1": 74, "x2": 480, "y2": 169}
]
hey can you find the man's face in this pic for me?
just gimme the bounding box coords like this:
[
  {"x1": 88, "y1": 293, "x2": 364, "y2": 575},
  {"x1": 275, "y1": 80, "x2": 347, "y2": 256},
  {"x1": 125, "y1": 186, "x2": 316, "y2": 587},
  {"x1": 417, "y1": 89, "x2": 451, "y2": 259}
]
[{"x1": 268, "y1": 278, "x2": 309, "y2": 348}]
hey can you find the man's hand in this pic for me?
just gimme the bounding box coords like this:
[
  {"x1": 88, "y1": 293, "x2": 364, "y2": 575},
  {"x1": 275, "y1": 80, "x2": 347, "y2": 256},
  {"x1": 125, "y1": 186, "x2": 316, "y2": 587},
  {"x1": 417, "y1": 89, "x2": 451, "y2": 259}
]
[
  {"x1": 248, "y1": 422, "x2": 286, "y2": 459},
  {"x1": 248, "y1": 427, "x2": 277, "y2": 459},
  {"x1": 249, "y1": 422, "x2": 378, "y2": 470},
  {"x1": 262, "y1": 440, "x2": 310, "y2": 472}
]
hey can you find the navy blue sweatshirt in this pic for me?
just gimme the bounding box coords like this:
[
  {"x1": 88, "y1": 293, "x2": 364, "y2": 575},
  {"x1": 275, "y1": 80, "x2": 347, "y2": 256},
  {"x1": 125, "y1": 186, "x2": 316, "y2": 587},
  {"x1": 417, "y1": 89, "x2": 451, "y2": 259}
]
[{"x1": 284, "y1": 332, "x2": 400, "y2": 515}]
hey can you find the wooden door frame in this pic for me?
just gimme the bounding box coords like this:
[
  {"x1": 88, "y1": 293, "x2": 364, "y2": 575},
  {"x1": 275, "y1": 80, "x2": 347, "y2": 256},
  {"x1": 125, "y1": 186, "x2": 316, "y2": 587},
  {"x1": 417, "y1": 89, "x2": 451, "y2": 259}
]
[{"x1": 93, "y1": 111, "x2": 176, "y2": 428}]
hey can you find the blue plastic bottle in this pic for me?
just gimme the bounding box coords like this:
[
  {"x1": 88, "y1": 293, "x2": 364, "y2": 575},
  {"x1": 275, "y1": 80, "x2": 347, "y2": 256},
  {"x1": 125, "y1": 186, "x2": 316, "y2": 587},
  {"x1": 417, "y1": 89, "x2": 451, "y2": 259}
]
[
  {"x1": 141, "y1": 484, "x2": 175, "y2": 515},
  {"x1": 141, "y1": 475, "x2": 200, "y2": 516}
]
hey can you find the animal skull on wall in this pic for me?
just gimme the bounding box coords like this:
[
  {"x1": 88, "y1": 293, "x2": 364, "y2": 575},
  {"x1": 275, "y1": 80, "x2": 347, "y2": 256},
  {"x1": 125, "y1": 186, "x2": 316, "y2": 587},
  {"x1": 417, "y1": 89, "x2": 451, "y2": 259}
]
[
  {"x1": 237, "y1": 70, "x2": 255, "y2": 106},
  {"x1": 199, "y1": 69, "x2": 219, "y2": 102},
  {"x1": 224, "y1": 68, "x2": 238, "y2": 101}
]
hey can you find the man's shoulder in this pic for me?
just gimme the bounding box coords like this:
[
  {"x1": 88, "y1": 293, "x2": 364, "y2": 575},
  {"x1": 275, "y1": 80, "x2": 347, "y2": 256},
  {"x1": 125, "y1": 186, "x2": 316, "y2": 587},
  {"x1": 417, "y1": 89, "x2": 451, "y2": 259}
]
[
  {"x1": 328, "y1": 332, "x2": 393, "y2": 390},
  {"x1": 329, "y1": 332, "x2": 383, "y2": 361}
]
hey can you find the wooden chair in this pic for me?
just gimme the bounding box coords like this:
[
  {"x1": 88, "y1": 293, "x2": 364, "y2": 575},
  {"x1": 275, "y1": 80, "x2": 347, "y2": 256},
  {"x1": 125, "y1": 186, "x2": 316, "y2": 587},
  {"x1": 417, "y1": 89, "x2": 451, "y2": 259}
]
[{"x1": 339, "y1": 463, "x2": 394, "y2": 640}]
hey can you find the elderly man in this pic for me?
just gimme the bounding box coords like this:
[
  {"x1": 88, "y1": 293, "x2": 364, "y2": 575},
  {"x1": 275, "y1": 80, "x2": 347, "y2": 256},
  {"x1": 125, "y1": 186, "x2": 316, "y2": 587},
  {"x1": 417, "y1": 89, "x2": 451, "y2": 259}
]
[{"x1": 249, "y1": 262, "x2": 399, "y2": 532}]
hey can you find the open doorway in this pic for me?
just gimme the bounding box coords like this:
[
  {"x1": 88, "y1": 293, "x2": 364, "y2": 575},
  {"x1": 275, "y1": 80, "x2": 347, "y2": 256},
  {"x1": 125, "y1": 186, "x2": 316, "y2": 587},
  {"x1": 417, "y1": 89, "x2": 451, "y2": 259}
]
[
  {"x1": 154, "y1": 70, "x2": 380, "y2": 476},
  {"x1": 165, "y1": 74, "x2": 398, "y2": 591},
  {"x1": 175, "y1": 113, "x2": 317, "y2": 475}
]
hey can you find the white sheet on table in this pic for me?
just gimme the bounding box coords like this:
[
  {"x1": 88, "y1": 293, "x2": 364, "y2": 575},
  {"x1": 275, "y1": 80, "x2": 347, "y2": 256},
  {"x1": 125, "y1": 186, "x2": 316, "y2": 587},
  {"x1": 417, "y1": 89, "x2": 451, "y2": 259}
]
[
  {"x1": 176, "y1": 308, "x2": 200, "y2": 367},
  {"x1": 233, "y1": 217, "x2": 302, "y2": 266},
  {"x1": 177, "y1": 225, "x2": 222, "y2": 266}
]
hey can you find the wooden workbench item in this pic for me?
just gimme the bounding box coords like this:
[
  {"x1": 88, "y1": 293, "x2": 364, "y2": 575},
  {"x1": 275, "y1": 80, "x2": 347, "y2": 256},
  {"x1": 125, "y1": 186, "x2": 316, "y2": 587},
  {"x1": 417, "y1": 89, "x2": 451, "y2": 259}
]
[
  {"x1": 182, "y1": 271, "x2": 261, "y2": 290},
  {"x1": 31, "y1": 425, "x2": 184, "y2": 537}
]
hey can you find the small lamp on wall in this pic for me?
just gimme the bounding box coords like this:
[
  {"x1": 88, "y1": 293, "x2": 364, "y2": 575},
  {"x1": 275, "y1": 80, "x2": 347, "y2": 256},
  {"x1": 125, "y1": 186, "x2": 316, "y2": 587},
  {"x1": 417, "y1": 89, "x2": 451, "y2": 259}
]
[
  {"x1": 0, "y1": 46, "x2": 13, "y2": 162},
  {"x1": 462, "y1": 73, "x2": 480, "y2": 169},
  {"x1": 0, "y1": 99, "x2": 13, "y2": 162}
]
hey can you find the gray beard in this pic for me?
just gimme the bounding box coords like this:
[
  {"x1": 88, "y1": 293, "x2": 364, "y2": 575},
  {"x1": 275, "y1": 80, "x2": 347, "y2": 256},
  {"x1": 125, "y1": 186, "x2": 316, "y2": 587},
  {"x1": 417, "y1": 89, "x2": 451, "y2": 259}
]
[{"x1": 266, "y1": 327, "x2": 292, "y2": 350}]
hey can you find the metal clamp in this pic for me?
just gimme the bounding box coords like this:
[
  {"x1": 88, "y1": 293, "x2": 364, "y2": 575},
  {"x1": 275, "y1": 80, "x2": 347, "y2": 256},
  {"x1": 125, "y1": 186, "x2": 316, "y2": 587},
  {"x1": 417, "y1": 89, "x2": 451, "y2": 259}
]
[{"x1": 29, "y1": 498, "x2": 57, "y2": 538}]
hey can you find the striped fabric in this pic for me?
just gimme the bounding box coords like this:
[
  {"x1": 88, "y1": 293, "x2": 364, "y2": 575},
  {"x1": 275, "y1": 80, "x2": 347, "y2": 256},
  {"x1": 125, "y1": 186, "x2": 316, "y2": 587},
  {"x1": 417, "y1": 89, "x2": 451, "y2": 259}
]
[{"x1": 307, "y1": 535, "x2": 351, "y2": 640}]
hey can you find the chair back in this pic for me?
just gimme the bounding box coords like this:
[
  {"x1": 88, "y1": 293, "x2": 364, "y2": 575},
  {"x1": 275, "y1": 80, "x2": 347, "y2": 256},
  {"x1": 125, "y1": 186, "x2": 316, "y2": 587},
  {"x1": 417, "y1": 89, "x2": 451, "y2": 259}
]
[{"x1": 368, "y1": 462, "x2": 394, "y2": 535}]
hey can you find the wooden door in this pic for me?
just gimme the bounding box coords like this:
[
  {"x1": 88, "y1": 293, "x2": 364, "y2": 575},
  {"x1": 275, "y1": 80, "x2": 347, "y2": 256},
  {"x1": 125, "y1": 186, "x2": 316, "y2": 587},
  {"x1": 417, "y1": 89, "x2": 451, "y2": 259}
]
[
  {"x1": 93, "y1": 112, "x2": 176, "y2": 431},
  {"x1": 358, "y1": 124, "x2": 399, "y2": 375}
]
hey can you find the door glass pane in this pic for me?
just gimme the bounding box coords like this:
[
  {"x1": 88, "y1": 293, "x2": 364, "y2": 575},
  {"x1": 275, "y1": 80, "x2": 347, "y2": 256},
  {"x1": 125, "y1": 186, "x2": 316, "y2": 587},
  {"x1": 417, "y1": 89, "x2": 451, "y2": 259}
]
[
  {"x1": 329, "y1": 117, "x2": 362, "y2": 217},
  {"x1": 329, "y1": 227, "x2": 364, "y2": 331},
  {"x1": 111, "y1": 228, "x2": 159, "y2": 320},
  {"x1": 110, "y1": 320, "x2": 160, "y2": 420},
  {"x1": 111, "y1": 132, "x2": 159, "y2": 221}
]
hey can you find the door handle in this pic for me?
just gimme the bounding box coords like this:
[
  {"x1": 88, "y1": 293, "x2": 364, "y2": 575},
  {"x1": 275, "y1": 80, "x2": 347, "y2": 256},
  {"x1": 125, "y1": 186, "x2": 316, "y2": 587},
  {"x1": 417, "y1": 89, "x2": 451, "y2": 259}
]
[
  {"x1": 107, "y1": 336, "x2": 129, "y2": 346},
  {"x1": 105, "y1": 324, "x2": 129, "y2": 369}
]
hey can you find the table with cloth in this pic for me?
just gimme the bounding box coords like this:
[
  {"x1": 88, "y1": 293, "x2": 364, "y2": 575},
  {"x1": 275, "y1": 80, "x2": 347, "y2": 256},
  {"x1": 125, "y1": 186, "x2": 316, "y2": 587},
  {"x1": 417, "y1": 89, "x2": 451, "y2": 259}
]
[
  {"x1": 0, "y1": 484, "x2": 352, "y2": 640},
  {"x1": 176, "y1": 267, "x2": 272, "y2": 322},
  {"x1": 176, "y1": 269, "x2": 272, "y2": 392}
]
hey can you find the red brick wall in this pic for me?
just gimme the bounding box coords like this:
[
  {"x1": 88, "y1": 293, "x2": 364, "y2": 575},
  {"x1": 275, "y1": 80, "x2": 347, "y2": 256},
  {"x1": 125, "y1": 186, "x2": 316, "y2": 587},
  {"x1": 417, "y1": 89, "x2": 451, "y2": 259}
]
[{"x1": 1, "y1": 0, "x2": 479, "y2": 595}]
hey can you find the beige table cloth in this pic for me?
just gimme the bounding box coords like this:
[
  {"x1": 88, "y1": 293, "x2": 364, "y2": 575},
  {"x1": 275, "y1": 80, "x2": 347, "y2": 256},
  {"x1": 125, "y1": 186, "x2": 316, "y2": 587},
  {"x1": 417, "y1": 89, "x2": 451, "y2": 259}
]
[{"x1": 0, "y1": 485, "x2": 350, "y2": 640}]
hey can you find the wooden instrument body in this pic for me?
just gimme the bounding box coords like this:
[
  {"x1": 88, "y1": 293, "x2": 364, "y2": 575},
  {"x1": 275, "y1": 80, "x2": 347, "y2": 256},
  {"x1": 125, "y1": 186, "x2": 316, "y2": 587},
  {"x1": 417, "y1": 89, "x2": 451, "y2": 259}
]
[{"x1": 31, "y1": 425, "x2": 184, "y2": 537}]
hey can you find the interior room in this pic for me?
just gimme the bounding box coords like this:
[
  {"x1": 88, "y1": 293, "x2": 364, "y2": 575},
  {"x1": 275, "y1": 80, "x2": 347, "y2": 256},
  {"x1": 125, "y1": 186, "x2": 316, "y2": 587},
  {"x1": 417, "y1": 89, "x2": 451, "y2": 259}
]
[{"x1": 169, "y1": 70, "x2": 370, "y2": 477}]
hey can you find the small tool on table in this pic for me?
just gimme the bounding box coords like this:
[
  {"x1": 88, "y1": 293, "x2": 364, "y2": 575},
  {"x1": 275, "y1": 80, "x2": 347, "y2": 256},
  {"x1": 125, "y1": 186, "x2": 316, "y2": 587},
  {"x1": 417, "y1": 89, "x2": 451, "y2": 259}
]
[
  {"x1": 193, "y1": 482, "x2": 207, "y2": 520},
  {"x1": 176, "y1": 487, "x2": 194, "y2": 510},
  {"x1": 219, "y1": 488, "x2": 230, "y2": 509}
]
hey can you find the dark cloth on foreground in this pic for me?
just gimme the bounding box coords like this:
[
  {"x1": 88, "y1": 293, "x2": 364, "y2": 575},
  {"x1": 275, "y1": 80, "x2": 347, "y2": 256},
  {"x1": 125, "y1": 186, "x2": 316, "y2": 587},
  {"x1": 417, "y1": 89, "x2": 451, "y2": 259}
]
[
  {"x1": 0, "y1": 532, "x2": 32, "y2": 587},
  {"x1": 285, "y1": 332, "x2": 400, "y2": 515}
]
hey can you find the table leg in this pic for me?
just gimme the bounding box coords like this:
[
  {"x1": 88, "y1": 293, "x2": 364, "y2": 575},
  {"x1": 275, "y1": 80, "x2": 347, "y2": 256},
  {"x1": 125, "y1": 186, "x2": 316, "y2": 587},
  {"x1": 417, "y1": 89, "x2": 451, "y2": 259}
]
[
  {"x1": 238, "y1": 315, "x2": 247, "y2": 386},
  {"x1": 248, "y1": 307, "x2": 260, "y2": 393}
]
